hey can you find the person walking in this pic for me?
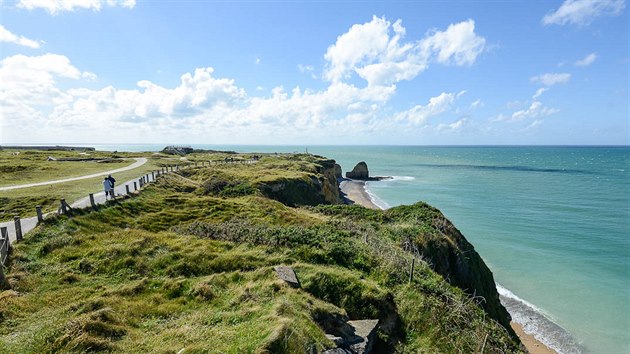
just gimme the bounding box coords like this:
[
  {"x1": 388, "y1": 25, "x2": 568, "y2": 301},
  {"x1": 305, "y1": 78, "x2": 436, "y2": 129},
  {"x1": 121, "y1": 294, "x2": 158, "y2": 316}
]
[
  {"x1": 106, "y1": 174, "x2": 116, "y2": 198},
  {"x1": 103, "y1": 177, "x2": 113, "y2": 200}
]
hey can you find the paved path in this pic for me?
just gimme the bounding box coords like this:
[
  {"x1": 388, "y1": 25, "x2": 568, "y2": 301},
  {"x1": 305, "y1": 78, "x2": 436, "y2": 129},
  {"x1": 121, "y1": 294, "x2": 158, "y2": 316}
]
[
  {"x1": 0, "y1": 158, "x2": 148, "y2": 191},
  {"x1": 0, "y1": 171, "x2": 158, "y2": 244}
]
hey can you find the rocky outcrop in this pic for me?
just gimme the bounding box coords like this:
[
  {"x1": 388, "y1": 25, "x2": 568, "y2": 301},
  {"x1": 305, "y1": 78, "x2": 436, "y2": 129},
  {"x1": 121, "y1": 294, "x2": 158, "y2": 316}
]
[
  {"x1": 334, "y1": 164, "x2": 343, "y2": 179},
  {"x1": 346, "y1": 162, "x2": 369, "y2": 180}
]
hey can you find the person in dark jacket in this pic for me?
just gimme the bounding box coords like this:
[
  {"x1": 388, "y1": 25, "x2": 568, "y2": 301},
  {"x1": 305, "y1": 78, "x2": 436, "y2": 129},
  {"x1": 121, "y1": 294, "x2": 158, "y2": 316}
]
[{"x1": 106, "y1": 175, "x2": 116, "y2": 198}]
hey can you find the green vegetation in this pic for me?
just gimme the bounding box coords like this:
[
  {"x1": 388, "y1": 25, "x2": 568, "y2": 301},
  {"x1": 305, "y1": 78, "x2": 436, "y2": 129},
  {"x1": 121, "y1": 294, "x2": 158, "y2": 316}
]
[
  {"x1": 0, "y1": 150, "x2": 133, "y2": 186},
  {"x1": 0, "y1": 150, "x2": 242, "y2": 221},
  {"x1": 0, "y1": 153, "x2": 522, "y2": 353}
]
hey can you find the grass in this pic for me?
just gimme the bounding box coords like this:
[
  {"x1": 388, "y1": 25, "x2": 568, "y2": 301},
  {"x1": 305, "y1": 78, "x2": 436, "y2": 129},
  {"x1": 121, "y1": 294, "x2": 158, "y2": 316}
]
[
  {"x1": 0, "y1": 150, "x2": 135, "y2": 187},
  {"x1": 0, "y1": 152, "x2": 523, "y2": 353},
  {"x1": 0, "y1": 150, "x2": 250, "y2": 221}
]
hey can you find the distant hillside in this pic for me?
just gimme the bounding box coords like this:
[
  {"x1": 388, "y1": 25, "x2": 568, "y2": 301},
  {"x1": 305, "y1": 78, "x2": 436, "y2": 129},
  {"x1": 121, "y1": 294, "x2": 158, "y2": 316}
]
[{"x1": 0, "y1": 153, "x2": 522, "y2": 353}]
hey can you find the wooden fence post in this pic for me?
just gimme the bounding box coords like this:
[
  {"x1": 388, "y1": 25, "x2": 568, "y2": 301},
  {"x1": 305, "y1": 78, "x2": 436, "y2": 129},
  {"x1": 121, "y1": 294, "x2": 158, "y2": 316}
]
[
  {"x1": 60, "y1": 199, "x2": 68, "y2": 214},
  {"x1": 89, "y1": 194, "x2": 96, "y2": 209},
  {"x1": 409, "y1": 258, "x2": 415, "y2": 283},
  {"x1": 0, "y1": 228, "x2": 7, "y2": 285},
  {"x1": 1, "y1": 227, "x2": 8, "y2": 248},
  {"x1": 14, "y1": 216, "x2": 23, "y2": 241},
  {"x1": 125, "y1": 185, "x2": 130, "y2": 195},
  {"x1": 1, "y1": 226, "x2": 9, "y2": 258},
  {"x1": 134, "y1": 181, "x2": 138, "y2": 191},
  {"x1": 152, "y1": 171, "x2": 155, "y2": 180},
  {"x1": 36, "y1": 205, "x2": 44, "y2": 223}
]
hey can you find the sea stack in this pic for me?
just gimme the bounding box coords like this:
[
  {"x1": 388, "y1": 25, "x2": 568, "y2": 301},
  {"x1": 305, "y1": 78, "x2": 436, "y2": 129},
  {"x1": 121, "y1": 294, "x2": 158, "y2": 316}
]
[{"x1": 346, "y1": 161, "x2": 369, "y2": 180}]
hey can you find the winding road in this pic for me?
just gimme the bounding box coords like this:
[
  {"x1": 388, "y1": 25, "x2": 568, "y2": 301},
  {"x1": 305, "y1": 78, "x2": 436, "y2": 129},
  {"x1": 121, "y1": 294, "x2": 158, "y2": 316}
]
[{"x1": 0, "y1": 158, "x2": 148, "y2": 191}]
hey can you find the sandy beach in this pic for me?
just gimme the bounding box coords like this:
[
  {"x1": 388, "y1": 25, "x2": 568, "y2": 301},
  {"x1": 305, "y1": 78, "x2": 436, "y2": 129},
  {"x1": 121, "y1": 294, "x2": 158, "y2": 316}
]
[
  {"x1": 339, "y1": 179, "x2": 380, "y2": 209},
  {"x1": 339, "y1": 178, "x2": 557, "y2": 354}
]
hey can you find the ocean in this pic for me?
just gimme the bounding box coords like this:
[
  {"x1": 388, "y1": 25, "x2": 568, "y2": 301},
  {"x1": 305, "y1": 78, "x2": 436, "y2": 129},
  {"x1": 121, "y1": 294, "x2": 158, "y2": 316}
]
[{"x1": 78, "y1": 144, "x2": 630, "y2": 353}]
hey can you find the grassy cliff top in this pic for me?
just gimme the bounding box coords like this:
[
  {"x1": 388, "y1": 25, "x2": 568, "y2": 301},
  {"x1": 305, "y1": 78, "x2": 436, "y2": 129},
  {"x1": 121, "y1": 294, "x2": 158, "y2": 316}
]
[{"x1": 0, "y1": 153, "x2": 521, "y2": 353}]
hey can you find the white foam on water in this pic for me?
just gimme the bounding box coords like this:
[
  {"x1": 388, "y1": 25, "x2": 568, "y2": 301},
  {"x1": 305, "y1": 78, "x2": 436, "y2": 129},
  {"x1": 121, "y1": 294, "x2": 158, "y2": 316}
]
[
  {"x1": 364, "y1": 182, "x2": 390, "y2": 210},
  {"x1": 497, "y1": 284, "x2": 588, "y2": 354},
  {"x1": 391, "y1": 175, "x2": 416, "y2": 181}
]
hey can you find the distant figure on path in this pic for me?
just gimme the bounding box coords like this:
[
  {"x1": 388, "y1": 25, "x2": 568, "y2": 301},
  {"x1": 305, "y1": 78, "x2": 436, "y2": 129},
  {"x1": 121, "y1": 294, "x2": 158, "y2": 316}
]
[
  {"x1": 107, "y1": 174, "x2": 116, "y2": 198},
  {"x1": 103, "y1": 177, "x2": 113, "y2": 200}
]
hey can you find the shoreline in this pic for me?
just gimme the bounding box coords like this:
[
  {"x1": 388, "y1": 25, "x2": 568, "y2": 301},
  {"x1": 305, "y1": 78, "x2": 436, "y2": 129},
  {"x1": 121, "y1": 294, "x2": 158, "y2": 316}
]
[
  {"x1": 339, "y1": 178, "x2": 558, "y2": 354},
  {"x1": 338, "y1": 179, "x2": 381, "y2": 210}
]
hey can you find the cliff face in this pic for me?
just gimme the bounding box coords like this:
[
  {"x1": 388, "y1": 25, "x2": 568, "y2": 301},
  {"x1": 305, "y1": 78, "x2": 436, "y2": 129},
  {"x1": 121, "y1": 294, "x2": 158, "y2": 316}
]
[
  {"x1": 386, "y1": 203, "x2": 515, "y2": 337},
  {"x1": 258, "y1": 158, "x2": 342, "y2": 206}
]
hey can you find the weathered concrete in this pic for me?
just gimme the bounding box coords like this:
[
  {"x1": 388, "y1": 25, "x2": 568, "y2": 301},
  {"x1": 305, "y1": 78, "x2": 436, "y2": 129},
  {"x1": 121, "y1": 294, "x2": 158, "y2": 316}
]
[
  {"x1": 274, "y1": 266, "x2": 300, "y2": 288},
  {"x1": 346, "y1": 320, "x2": 379, "y2": 354},
  {"x1": 321, "y1": 319, "x2": 379, "y2": 354}
]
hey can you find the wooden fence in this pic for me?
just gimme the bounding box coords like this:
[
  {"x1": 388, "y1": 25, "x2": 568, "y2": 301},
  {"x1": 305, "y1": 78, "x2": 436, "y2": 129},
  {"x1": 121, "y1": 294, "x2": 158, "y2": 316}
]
[{"x1": 0, "y1": 157, "x2": 257, "y2": 270}]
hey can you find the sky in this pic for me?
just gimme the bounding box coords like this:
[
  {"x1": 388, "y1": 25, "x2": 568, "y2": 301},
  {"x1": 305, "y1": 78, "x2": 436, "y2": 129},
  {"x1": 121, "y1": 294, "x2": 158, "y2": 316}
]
[{"x1": 0, "y1": 0, "x2": 628, "y2": 145}]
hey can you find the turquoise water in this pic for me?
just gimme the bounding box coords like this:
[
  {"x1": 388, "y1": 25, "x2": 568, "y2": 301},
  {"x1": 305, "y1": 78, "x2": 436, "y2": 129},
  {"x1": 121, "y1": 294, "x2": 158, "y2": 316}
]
[{"x1": 84, "y1": 144, "x2": 629, "y2": 353}]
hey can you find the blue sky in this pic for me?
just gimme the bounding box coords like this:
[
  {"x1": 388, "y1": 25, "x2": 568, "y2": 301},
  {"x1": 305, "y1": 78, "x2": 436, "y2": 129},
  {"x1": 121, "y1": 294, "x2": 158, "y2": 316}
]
[{"x1": 1, "y1": 0, "x2": 628, "y2": 145}]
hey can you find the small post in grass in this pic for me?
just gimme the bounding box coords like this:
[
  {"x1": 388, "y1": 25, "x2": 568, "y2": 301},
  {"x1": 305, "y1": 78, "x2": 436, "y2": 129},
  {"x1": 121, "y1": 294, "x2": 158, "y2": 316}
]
[
  {"x1": 89, "y1": 194, "x2": 96, "y2": 209},
  {"x1": 36, "y1": 205, "x2": 44, "y2": 223},
  {"x1": 152, "y1": 171, "x2": 155, "y2": 180},
  {"x1": 14, "y1": 216, "x2": 23, "y2": 241},
  {"x1": 134, "y1": 181, "x2": 138, "y2": 191},
  {"x1": 125, "y1": 184, "x2": 130, "y2": 195},
  {"x1": 1, "y1": 226, "x2": 9, "y2": 253},
  {"x1": 409, "y1": 258, "x2": 415, "y2": 283}
]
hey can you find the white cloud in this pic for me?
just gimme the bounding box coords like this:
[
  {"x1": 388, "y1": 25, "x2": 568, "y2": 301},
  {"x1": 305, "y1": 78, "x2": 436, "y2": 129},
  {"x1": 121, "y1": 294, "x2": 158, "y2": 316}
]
[
  {"x1": 437, "y1": 118, "x2": 468, "y2": 131},
  {"x1": 0, "y1": 53, "x2": 91, "y2": 107},
  {"x1": 511, "y1": 101, "x2": 559, "y2": 121},
  {"x1": 575, "y1": 52, "x2": 598, "y2": 66},
  {"x1": 470, "y1": 99, "x2": 484, "y2": 109},
  {"x1": 255, "y1": 57, "x2": 261, "y2": 65},
  {"x1": 395, "y1": 92, "x2": 459, "y2": 125},
  {"x1": 542, "y1": 0, "x2": 626, "y2": 26},
  {"x1": 2, "y1": 17, "x2": 486, "y2": 143},
  {"x1": 0, "y1": 25, "x2": 41, "y2": 48},
  {"x1": 324, "y1": 16, "x2": 485, "y2": 86},
  {"x1": 530, "y1": 72, "x2": 572, "y2": 86},
  {"x1": 532, "y1": 87, "x2": 549, "y2": 100},
  {"x1": 298, "y1": 64, "x2": 317, "y2": 79},
  {"x1": 2, "y1": 53, "x2": 400, "y2": 142},
  {"x1": 494, "y1": 89, "x2": 559, "y2": 123},
  {"x1": 17, "y1": 0, "x2": 136, "y2": 14},
  {"x1": 420, "y1": 19, "x2": 486, "y2": 66},
  {"x1": 525, "y1": 120, "x2": 544, "y2": 130},
  {"x1": 297, "y1": 64, "x2": 314, "y2": 73}
]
